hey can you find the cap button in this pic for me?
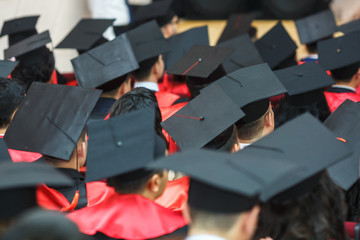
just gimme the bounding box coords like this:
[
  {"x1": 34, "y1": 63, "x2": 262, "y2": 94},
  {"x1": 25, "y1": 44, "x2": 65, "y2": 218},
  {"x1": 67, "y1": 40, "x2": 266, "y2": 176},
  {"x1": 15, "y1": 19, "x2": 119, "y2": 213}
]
[
  {"x1": 116, "y1": 141, "x2": 123, "y2": 147},
  {"x1": 337, "y1": 48, "x2": 341, "y2": 53},
  {"x1": 199, "y1": 116, "x2": 205, "y2": 121},
  {"x1": 198, "y1": 58, "x2": 202, "y2": 62}
]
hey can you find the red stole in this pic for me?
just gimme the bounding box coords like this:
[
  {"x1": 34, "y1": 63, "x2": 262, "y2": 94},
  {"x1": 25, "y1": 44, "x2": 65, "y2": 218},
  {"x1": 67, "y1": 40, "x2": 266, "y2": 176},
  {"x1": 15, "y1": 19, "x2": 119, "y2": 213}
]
[
  {"x1": 0, "y1": 135, "x2": 42, "y2": 162},
  {"x1": 324, "y1": 91, "x2": 360, "y2": 112}
]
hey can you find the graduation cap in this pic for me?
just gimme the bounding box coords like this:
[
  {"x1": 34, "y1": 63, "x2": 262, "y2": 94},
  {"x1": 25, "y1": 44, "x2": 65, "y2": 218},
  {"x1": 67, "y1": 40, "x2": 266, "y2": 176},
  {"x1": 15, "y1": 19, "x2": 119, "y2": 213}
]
[
  {"x1": 274, "y1": 61, "x2": 334, "y2": 105},
  {"x1": 71, "y1": 34, "x2": 139, "y2": 89},
  {"x1": 164, "y1": 26, "x2": 209, "y2": 70},
  {"x1": 318, "y1": 31, "x2": 360, "y2": 71},
  {"x1": 0, "y1": 60, "x2": 18, "y2": 78},
  {"x1": 4, "y1": 82, "x2": 101, "y2": 160},
  {"x1": 295, "y1": 10, "x2": 337, "y2": 45},
  {"x1": 86, "y1": 108, "x2": 166, "y2": 182},
  {"x1": 0, "y1": 16, "x2": 39, "y2": 46},
  {"x1": 126, "y1": 20, "x2": 168, "y2": 63},
  {"x1": 324, "y1": 100, "x2": 360, "y2": 190},
  {"x1": 56, "y1": 18, "x2": 115, "y2": 52},
  {"x1": 167, "y1": 44, "x2": 234, "y2": 78},
  {"x1": 0, "y1": 161, "x2": 73, "y2": 219},
  {"x1": 217, "y1": 34, "x2": 263, "y2": 74},
  {"x1": 205, "y1": 63, "x2": 287, "y2": 123},
  {"x1": 147, "y1": 148, "x2": 303, "y2": 213},
  {"x1": 338, "y1": 19, "x2": 360, "y2": 34},
  {"x1": 132, "y1": 0, "x2": 175, "y2": 27},
  {"x1": 255, "y1": 22, "x2": 297, "y2": 69},
  {"x1": 4, "y1": 31, "x2": 52, "y2": 60},
  {"x1": 161, "y1": 84, "x2": 244, "y2": 150},
  {"x1": 217, "y1": 13, "x2": 256, "y2": 44},
  {"x1": 249, "y1": 113, "x2": 352, "y2": 202}
]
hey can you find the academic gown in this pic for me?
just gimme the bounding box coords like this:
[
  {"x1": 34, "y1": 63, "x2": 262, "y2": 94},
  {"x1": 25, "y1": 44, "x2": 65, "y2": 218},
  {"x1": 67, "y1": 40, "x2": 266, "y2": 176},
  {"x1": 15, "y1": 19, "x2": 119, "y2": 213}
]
[
  {"x1": 158, "y1": 72, "x2": 191, "y2": 98},
  {"x1": 90, "y1": 98, "x2": 117, "y2": 121},
  {"x1": 67, "y1": 191, "x2": 188, "y2": 240},
  {"x1": 324, "y1": 88, "x2": 360, "y2": 112}
]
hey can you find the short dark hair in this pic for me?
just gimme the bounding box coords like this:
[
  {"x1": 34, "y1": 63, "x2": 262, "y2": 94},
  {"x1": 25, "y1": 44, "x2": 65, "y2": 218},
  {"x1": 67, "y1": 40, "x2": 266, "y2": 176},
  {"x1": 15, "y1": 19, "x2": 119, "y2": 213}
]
[
  {"x1": 132, "y1": 56, "x2": 159, "y2": 81},
  {"x1": 11, "y1": 49, "x2": 55, "y2": 91},
  {"x1": 236, "y1": 111, "x2": 267, "y2": 141},
  {"x1": 204, "y1": 125, "x2": 238, "y2": 152},
  {"x1": 0, "y1": 78, "x2": 26, "y2": 128},
  {"x1": 96, "y1": 74, "x2": 130, "y2": 93},
  {"x1": 331, "y1": 61, "x2": 360, "y2": 82}
]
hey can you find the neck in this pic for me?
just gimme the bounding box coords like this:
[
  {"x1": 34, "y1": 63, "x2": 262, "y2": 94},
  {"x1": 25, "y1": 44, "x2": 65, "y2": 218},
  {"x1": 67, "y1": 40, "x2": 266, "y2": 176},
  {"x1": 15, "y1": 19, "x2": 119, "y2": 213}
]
[
  {"x1": 136, "y1": 74, "x2": 159, "y2": 84},
  {"x1": 0, "y1": 128, "x2": 7, "y2": 135},
  {"x1": 100, "y1": 92, "x2": 119, "y2": 100},
  {"x1": 188, "y1": 228, "x2": 237, "y2": 240},
  {"x1": 334, "y1": 80, "x2": 359, "y2": 89}
]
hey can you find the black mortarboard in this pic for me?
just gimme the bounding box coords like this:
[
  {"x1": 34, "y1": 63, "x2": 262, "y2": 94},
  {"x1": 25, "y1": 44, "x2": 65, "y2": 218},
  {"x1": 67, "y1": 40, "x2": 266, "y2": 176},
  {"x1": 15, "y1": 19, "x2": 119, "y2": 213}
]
[
  {"x1": 274, "y1": 61, "x2": 334, "y2": 105},
  {"x1": 4, "y1": 31, "x2": 51, "y2": 60},
  {"x1": 0, "y1": 16, "x2": 39, "y2": 46},
  {"x1": 255, "y1": 22, "x2": 297, "y2": 69},
  {"x1": 4, "y1": 82, "x2": 101, "y2": 160},
  {"x1": 148, "y1": 149, "x2": 303, "y2": 213},
  {"x1": 0, "y1": 60, "x2": 18, "y2": 78},
  {"x1": 252, "y1": 113, "x2": 352, "y2": 202},
  {"x1": 0, "y1": 161, "x2": 73, "y2": 219},
  {"x1": 132, "y1": 0, "x2": 175, "y2": 27},
  {"x1": 71, "y1": 34, "x2": 139, "y2": 89},
  {"x1": 164, "y1": 26, "x2": 209, "y2": 70},
  {"x1": 295, "y1": 10, "x2": 337, "y2": 44},
  {"x1": 161, "y1": 84, "x2": 244, "y2": 150},
  {"x1": 338, "y1": 19, "x2": 360, "y2": 34},
  {"x1": 56, "y1": 19, "x2": 115, "y2": 51},
  {"x1": 217, "y1": 34, "x2": 263, "y2": 74},
  {"x1": 206, "y1": 63, "x2": 286, "y2": 123},
  {"x1": 217, "y1": 13, "x2": 256, "y2": 44},
  {"x1": 0, "y1": 139, "x2": 12, "y2": 163},
  {"x1": 167, "y1": 45, "x2": 234, "y2": 78},
  {"x1": 318, "y1": 31, "x2": 360, "y2": 70},
  {"x1": 86, "y1": 108, "x2": 163, "y2": 182},
  {"x1": 324, "y1": 100, "x2": 360, "y2": 190},
  {"x1": 126, "y1": 20, "x2": 168, "y2": 63}
]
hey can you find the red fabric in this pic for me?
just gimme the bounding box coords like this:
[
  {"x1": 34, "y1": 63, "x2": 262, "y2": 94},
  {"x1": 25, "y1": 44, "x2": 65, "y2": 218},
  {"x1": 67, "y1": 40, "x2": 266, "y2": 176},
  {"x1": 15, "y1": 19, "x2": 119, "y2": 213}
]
[
  {"x1": 155, "y1": 91, "x2": 180, "y2": 108},
  {"x1": 324, "y1": 91, "x2": 360, "y2": 112},
  {"x1": 158, "y1": 72, "x2": 191, "y2": 98},
  {"x1": 155, "y1": 176, "x2": 189, "y2": 213},
  {"x1": 52, "y1": 70, "x2": 58, "y2": 85},
  {"x1": 37, "y1": 181, "x2": 110, "y2": 211},
  {"x1": 345, "y1": 221, "x2": 360, "y2": 238},
  {"x1": 67, "y1": 192, "x2": 187, "y2": 239},
  {"x1": 0, "y1": 135, "x2": 42, "y2": 162}
]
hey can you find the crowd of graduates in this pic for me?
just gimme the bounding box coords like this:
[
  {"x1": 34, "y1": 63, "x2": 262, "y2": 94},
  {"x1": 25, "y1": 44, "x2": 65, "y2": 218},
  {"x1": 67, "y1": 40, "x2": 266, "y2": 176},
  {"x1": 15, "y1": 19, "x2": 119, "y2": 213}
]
[{"x1": 2, "y1": 0, "x2": 360, "y2": 240}]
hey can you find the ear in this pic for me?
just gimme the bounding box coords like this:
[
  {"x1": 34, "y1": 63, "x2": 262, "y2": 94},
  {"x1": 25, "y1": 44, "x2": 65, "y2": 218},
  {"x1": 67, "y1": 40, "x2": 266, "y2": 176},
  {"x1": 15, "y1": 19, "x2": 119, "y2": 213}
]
[
  {"x1": 265, "y1": 108, "x2": 274, "y2": 129},
  {"x1": 77, "y1": 141, "x2": 86, "y2": 159},
  {"x1": 147, "y1": 173, "x2": 162, "y2": 193},
  {"x1": 118, "y1": 77, "x2": 132, "y2": 96},
  {"x1": 240, "y1": 205, "x2": 261, "y2": 238},
  {"x1": 152, "y1": 55, "x2": 163, "y2": 76}
]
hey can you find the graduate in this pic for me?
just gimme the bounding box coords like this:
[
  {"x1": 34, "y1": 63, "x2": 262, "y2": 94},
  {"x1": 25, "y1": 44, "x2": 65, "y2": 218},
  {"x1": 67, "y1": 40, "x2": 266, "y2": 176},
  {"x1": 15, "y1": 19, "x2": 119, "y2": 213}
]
[
  {"x1": 318, "y1": 31, "x2": 360, "y2": 112},
  {"x1": 67, "y1": 109, "x2": 188, "y2": 240},
  {"x1": 3, "y1": 82, "x2": 107, "y2": 211}
]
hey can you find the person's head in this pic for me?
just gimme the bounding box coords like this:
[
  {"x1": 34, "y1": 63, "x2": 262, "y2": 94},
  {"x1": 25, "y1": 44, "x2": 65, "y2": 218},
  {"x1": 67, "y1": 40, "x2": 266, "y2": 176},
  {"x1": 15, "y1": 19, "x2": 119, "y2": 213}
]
[
  {"x1": 254, "y1": 171, "x2": 347, "y2": 240},
  {"x1": 132, "y1": 55, "x2": 165, "y2": 82},
  {"x1": 236, "y1": 101, "x2": 274, "y2": 143},
  {"x1": 11, "y1": 48, "x2": 55, "y2": 91},
  {"x1": 96, "y1": 74, "x2": 131, "y2": 100},
  {"x1": 0, "y1": 78, "x2": 26, "y2": 131},
  {"x1": 203, "y1": 125, "x2": 240, "y2": 153},
  {"x1": 275, "y1": 91, "x2": 331, "y2": 128},
  {"x1": 330, "y1": 61, "x2": 360, "y2": 86},
  {"x1": 159, "y1": 14, "x2": 179, "y2": 38}
]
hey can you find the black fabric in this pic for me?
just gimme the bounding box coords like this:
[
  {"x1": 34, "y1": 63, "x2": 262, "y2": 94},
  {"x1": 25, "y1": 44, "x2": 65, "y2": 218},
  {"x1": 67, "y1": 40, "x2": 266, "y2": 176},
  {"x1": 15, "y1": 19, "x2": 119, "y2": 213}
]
[
  {"x1": 90, "y1": 97, "x2": 117, "y2": 121},
  {"x1": 326, "y1": 86, "x2": 355, "y2": 93}
]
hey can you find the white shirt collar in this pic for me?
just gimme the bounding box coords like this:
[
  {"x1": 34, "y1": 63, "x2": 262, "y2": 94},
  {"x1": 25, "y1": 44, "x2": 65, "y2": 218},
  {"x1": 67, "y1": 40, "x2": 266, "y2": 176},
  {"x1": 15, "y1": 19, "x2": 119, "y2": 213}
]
[
  {"x1": 239, "y1": 142, "x2": 251, "y2": 149},
  {"x1": 332, "y1": 84, "x2": 356, "y2": 92},
  {"x1": 134, "y1": 82, "x2": 159, "y2": 92},
  {"x1": 186, "y1": 234, "x2": 227, "y2": 240}
]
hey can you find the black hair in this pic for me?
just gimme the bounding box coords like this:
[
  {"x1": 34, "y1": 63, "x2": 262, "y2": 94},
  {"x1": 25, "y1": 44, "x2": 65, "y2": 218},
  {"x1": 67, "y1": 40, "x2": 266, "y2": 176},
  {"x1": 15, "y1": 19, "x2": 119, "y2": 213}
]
[
  {"x1": 306, "y1": 41, "x2": 318, "y2": 54},
  {"x1": 96, "y1": 74, "x2": 130, "y2": 93},
  {"x1": 236, "y1": 113, "x2": 267, "y2": 141},
  {"x1": 0, "y1": 78, "x2": 26, "y2": 128},
  {"x1": 132, "y1": 56, "x2": 159, "y2": 81},
  {"x1": 331, "y1": 62, "x2": 360, "y2": 82},
  {"x1": 254, "y1": 171, "x2": 347, "y2": 240},
  {"x1": 11, "y1": 48, "x2": 55, "y2": 91}
]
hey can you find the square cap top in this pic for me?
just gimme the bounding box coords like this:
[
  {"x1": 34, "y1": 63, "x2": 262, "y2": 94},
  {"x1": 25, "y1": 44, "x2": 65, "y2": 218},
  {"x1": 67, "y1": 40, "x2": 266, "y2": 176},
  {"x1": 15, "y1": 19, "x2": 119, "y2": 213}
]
[
  {"x1": 86, "y1": 108, "x2": 163, "y2": 182},
  {"x1": 274, "y1": 61, "x2": 334, "y2": 96},
  {"x1": 250, "y1": 113, "x2": 352, "y2": 202},
  {"x1": 295, "y1": 10, "x2": 337, "y2": 44},
  {"x1": 255, "y1": 22, "x2": 297, "y2": 69},
  {"x1": 0, "y1": 139, "x2": 12, "y2": 163},
  {"x1": 148, "y1": 148, "x2": 303, "y2": 213},
  {"x1": 217, "y1": 13, "x2": 256, "y2": 44},
  {"x1": 4, "y1": 31, "x2": 51, "y2": 60},
  {"x1": 167, "y1": 45, "x2": 234, "y2": 78},
  {"x1": 56, "y1": 18, "x2": 115, "y2": 51},
  {"x1": 132, "y1": 0, "x2": 173, "y2": 26},
  {"x1": 164, "y1": 26, "x2": 209, "y2": 70},
  {"x1": 125, "y1": 20, "x2": 168, "y2": 62},
  {"x1": 338, "y1": 19, "x2": 360, "y2": 34},
  {"x1": 0, "y1": 60, "x2": 18, "y2": 78},
  {"x1": 71, "y1": 34, "x2": 139, "y2": 89},
  {"x1": 324, "y1": 100, "x2": 360, "y2": 190},
  {"x1": 217, "y1": 34, "x2": 263, "y2": 74},
  {"x1": 318, "y1": 31, "x2": 360, "y2": 70},
  {"x1": 0, "y1": 16, "x2": 39, "y2": 37},
  {"x1": 4, "y1": 82, "x2": 102, "y2": 161},
  {"x1": 162, "y1": 84, "x2": 244, "y2": 150}
]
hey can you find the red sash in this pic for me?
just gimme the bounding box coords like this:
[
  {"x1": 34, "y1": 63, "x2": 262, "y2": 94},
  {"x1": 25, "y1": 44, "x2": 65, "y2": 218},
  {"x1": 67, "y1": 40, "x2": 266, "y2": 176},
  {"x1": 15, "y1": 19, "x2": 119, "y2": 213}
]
[
  {"x1": 159, "y1": 72, "x2": 191, "y2": 98},
  {"x1": 324, "y1": 92, "x2": 360, "y2": 112}
]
